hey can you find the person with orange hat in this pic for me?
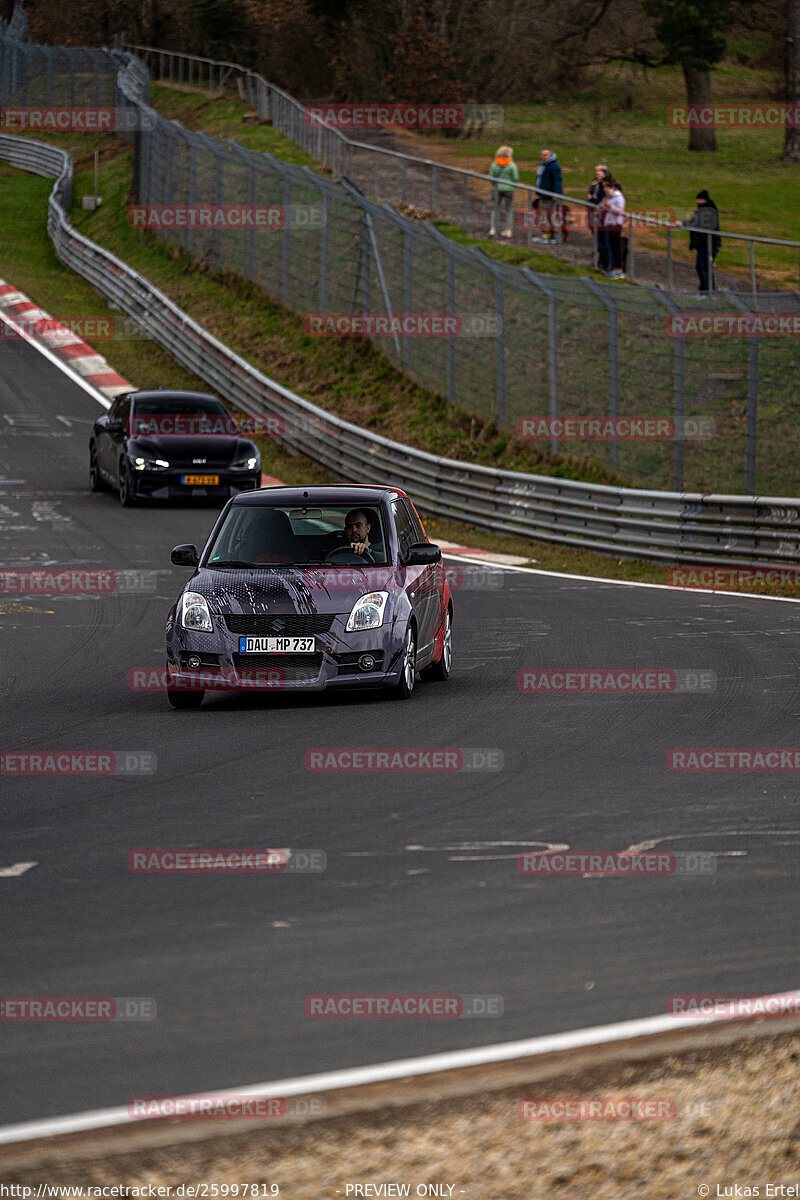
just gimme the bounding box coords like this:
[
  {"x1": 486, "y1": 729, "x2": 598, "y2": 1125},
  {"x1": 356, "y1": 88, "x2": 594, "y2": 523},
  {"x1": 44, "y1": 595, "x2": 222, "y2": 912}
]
[{"x1": 488, "y1": 145, "x2": 519, "y2": 238}]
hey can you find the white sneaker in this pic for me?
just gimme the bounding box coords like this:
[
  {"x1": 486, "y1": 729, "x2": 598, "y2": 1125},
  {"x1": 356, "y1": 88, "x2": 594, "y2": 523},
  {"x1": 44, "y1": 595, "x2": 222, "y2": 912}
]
[
  {"x1": 488, "y1": 228, "x2": 496, "y2": 238},
  {"x1": 501, "y1": 229, "x2": 512, "y2": 238}
]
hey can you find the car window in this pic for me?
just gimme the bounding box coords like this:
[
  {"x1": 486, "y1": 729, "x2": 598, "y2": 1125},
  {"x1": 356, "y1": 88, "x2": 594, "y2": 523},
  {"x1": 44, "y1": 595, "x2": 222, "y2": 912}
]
[
  {"x1": 206, "y1": 505, "x2": 388, "y2": 565},
  {"x1": 392, "y1": 500, "x2": 415, "y2": 561},
  {"x1": 403, "y1": 499, "x2": 425, "y2": 543},
  {"x1": 111, "y1": 396, "x2": 131, "y2": 425}
]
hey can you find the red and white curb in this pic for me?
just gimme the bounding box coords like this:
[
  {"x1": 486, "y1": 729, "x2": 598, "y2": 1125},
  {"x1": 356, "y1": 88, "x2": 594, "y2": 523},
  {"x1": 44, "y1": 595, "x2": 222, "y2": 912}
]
[{"x1": 0, "y1": 282, "x2": 131, "y2": 400}]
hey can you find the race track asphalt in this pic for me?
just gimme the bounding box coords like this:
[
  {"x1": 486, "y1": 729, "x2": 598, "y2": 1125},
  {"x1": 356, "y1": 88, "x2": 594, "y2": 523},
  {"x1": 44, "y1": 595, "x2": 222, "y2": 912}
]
[{"x1": 1, "y1": 334, "x2": 798, "y2": 1123}]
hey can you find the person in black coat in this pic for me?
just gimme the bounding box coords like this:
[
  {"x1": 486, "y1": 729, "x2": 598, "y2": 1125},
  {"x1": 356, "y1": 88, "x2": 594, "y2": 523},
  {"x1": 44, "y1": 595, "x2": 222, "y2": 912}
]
[
  {"x1": 675, "y1": 190, "x2": 722, "y2": 293},
  {"x1": 586, "y1": 162, "x2": 609, "y2": 269}
]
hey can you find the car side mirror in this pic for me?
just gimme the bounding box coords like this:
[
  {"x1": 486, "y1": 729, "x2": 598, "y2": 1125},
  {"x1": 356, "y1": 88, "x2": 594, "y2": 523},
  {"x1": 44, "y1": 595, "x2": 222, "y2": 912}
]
[
  {"x1": 107, "y1": 417, "x2": 124, "y2": 432},
  {"x1": 171, "y1": 544, "x2": 199, "y2": 567},
  {"x1": 405, "y1": 542, "x2": 441, "y2": 566}
]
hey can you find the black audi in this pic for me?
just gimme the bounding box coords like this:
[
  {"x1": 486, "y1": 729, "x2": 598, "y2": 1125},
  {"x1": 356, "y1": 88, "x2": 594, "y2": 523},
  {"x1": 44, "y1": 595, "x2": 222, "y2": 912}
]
[
  {"x1": 165, "y1": 485, "x2": 453, "y2": 708},
  {"x1": 89, "y1": 390, "x2": 261, "y2": 504}
]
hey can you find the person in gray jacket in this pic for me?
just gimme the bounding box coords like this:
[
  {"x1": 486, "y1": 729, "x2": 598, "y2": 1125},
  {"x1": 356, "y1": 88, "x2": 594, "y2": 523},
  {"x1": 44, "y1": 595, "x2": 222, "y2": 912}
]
[{"x1": 489, "y1": 145, "x2": 519, "y2": 238}]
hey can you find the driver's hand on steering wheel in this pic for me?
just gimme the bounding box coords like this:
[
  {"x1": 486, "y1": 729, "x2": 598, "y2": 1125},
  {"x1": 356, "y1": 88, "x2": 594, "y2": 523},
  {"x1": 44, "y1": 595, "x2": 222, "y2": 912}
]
[{"x1": 350, "y1": 540, "x2": 370, "y2": 556}]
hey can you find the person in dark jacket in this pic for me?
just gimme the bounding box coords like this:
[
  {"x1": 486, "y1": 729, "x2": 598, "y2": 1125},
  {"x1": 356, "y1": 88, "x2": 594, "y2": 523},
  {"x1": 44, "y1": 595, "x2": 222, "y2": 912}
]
[
  {"x1": 587, "y1": 162, "x2": 609, "y2": 269},
  {"x1": 533, "y1": 148, "x2": 564, "y2": 243},
  {"x1": 675, "y1": 190, "x2": 722, "y2": 293}
]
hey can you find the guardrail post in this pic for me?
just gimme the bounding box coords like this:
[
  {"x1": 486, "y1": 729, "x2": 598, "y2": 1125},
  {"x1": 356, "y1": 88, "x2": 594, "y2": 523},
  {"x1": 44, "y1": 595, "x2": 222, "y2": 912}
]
[
  {"x1": 651, "y1": 289, "x2": 686, "y2": 492},
  {"x1": 431, "y1": 163, "x2": 437, "y2": 211},
  {"x1": 523, "y1": 269, "x2": 559, "y2": 456},
  {"x1": 749, "y1": 240, "x2": 756, "y2": 296},
  {"x1": 627, "y1": 216, "x2": 635, "y2": 282},
  {"x1": 495, "y1": 271, "x2": 506, "y2": 426},
  {"x1": 582, "y1": 278, "x2": 620, "y2": 470},
  {"x1": 724, "y1": 290, "x2": 759, "y2": 493}
]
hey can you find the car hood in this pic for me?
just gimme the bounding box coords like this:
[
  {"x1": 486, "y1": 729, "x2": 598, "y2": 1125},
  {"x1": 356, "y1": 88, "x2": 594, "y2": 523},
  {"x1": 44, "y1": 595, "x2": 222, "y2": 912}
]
[
  {"x1": 128, "y1": 436, "x2": 255, "y2": 464},
  {"x1": 188, "y1": 565, "x2": 400, "y2": 616}
]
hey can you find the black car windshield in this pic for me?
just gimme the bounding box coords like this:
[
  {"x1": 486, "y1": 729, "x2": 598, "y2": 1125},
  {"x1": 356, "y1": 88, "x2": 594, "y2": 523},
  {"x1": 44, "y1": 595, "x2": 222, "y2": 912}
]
[
  {"x1": 130, "y1": 396, "x2": 235, "y2": 438},
  {"x1": 206, "y1": 504, "x2": 389, "y2": 566}
]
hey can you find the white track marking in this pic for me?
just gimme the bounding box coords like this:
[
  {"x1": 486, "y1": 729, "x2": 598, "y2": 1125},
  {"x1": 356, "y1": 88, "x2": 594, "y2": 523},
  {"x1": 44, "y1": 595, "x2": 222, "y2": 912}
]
[
  {"x1": 442, "y1": 552, "x2": 800, "y2": 605},
  {"x1": 0, "y1": 990, "x2": 798, "y2": 1145},
  {"x1": 0, "y1": 861, "x2": 37, "y2": 877}
]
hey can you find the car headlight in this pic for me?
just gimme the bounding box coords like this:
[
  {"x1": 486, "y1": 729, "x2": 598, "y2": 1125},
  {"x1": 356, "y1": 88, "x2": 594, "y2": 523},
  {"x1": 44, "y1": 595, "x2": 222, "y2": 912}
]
[
  {"x1": 180, "y1": 591, "x2": 212, "y2": 632},
  {"x1": 346, "y1": 591, "x2": 388, "y2": 632},
  {"x1": 232, "y1": 455, "x2": 259, "y2": 471},
  {"x1": 133, "y1": 456, "x2": 170, "y2": 471}
]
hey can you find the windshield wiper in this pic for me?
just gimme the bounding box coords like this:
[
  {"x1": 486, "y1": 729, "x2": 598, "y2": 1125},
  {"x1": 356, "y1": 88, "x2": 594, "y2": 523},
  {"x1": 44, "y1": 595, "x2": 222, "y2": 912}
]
[{"x1": 206, "y1": 559, "x2": 258, "y2": 568}]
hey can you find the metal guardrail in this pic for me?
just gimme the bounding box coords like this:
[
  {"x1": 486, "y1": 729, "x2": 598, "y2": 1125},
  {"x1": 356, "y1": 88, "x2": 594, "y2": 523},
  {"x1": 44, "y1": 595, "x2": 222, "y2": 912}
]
[
  {"x1": 2, "y1": 129, "x2": 800, "y2": 568},
  {"x1": 125, "y1": 42, "x2": 800, "y2": 295}
]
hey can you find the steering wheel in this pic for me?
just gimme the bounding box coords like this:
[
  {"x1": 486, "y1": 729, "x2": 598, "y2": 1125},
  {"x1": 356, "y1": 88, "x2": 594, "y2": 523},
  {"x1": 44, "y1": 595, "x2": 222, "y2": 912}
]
[{"x1": 324, "y1": 545, "x2": 375, "y2": 565}]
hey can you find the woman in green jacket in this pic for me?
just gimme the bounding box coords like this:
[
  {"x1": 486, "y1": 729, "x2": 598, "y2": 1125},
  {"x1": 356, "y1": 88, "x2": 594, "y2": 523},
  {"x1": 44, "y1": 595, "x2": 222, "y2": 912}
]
[{"x1": 489, "y1": 145, "x2": 519, "y2": 238}]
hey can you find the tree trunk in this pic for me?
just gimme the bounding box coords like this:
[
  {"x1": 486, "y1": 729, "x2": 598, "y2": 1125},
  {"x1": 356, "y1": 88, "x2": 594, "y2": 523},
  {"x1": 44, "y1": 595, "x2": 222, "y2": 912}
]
[
  {"x1": 682, "y1": 61, "x2": 717, "y2": 152},
  {"x1": 784, "y1": 0, "x2": 800, "y2": 161}
]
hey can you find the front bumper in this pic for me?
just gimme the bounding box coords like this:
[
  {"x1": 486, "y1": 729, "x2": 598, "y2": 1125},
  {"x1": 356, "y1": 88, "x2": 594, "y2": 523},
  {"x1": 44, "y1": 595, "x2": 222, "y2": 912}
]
[
  {"x1": 131, "y1": 471, "x2": 260, "y2": 499},
  {"x1": 166, "y1": 613, "x2": 405, "y2": 693}
]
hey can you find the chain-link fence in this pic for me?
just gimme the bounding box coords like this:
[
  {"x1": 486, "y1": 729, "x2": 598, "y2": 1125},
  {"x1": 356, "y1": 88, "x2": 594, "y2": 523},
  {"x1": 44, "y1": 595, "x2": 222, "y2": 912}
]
[{"x1": 1, "y1": 15, "x2": 799, "y2": 497}]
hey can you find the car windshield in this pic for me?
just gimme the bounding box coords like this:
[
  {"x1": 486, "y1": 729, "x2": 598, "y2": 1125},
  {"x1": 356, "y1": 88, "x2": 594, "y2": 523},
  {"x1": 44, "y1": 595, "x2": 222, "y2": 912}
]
[
  {"x1": 206, "y1": 504, "x2": 389, "y2": 566},
  {"x1": 130, "y1": 396, "x2": 234, "y2": 437}
]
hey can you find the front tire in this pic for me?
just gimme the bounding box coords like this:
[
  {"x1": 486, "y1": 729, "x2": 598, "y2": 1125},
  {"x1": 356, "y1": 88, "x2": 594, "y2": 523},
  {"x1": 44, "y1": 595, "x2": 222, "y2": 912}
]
[
  {"x1": 118, "y1": 460, "x2": 136, "y2": 506},
  {"x1": 167, "y1": 687, "x2": 204, "y2": 710},
  {"x1": 422, "y1": 609, "x2": 452, "y2": 681},
  {"x1": 89, "y1": 443, "x2": 106, "y2": 492},
  {"x1": 389, "y1": 625, "x2": 416, "y2": 700}
]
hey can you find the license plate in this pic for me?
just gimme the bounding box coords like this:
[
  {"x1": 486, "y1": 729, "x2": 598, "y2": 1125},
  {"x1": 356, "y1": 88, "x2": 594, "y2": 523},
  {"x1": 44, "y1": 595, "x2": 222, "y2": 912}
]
[
  {"x1": 182, "y1": 474, "x2": 219, "y2": 486},
  {"x1": 239, "y1": 636, "x2": 315, "y2": 654}
]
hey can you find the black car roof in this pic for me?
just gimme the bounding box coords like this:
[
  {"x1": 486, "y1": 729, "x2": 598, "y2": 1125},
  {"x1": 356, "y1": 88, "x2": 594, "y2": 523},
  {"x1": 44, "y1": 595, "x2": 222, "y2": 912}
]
[
  {"x1": 233, "y1": 485, "x2": 407, "y2": 506},
  {"x1": 126, "y1": 390, "x2": 222, "y2": 403}
]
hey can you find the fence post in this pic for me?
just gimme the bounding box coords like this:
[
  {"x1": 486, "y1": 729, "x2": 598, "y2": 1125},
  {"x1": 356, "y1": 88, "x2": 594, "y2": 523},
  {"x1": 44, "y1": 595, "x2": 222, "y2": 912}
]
[
  {"x1": 523, "y1": 269, "x2": 559, "y2": 456},
  {"x1": 319, "y1": 188, "x2": 329, "y2": 313},
  {"x1": 445, "y1": 242, "x2": 456, "y2": 405},
  {"x1": 724, "y1": 290, "x2": 759, "y2": 493},
  {"x1": 583, "y1": 278, "x2": 620, "y2": 471},
  {"x1": 627, "y1": 215, "x2": 635, "y2": 282},
  {"x1": 651, "y1": 289, "x2": 686, "y2": 492},
  {"x1": 402, "y1": 227, "x2": 412, "y2": 370},
  {"x1": 282, "y1": 173, "x2": 291, "y2": 303}
]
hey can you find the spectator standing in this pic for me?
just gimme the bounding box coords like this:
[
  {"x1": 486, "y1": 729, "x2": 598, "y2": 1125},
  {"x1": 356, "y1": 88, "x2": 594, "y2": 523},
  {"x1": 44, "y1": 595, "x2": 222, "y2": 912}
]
[
  {"x1": 675, "y1": 190, "x2": 721, "y2": 294},
  {"x1": 587, "y1": 162, "x2": 609, "y2": 270},
  {"x1": 533, "y1": 148, "x2": 564, "y2": 243},
  {"x1": 599, "y1": 176, "x2": 626, "y2": 278},
  {"x1": 488, "y1": 145, "x2": 519, "y2": 238}
]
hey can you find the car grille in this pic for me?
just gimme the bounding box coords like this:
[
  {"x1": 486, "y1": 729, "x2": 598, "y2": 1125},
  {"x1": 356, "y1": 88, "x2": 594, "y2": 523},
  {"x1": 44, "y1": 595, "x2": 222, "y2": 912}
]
[
  {"x1": 232, "y1": 653, "x2": 323, "y2": 683},
  {"x1": 225, "y1": 614, "x2": 334, "y2": 636}
]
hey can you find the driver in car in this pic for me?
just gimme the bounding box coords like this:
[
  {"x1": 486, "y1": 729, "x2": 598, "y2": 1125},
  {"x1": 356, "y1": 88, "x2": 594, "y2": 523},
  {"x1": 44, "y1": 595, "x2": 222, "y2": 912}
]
[{"x1": 344, "y1": 509, "x2": 373, "y2": 557}]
